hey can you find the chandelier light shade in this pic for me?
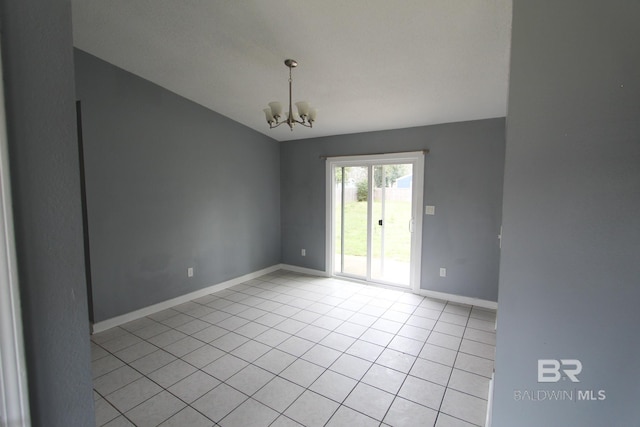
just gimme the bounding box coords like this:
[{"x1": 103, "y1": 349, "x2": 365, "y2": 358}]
[{"x1": 264, "y1": 59, "x2": 317, "y2": 131}]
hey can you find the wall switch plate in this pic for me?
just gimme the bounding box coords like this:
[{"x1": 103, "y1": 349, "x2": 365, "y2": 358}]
[
  {"x1": 439, "y1": 267, "x2": 447, "y2": 277},
  {"x1": 425, "y1": 205, "x2": 435, "y2": 215},
  {"x1": 188, "y1": 267, "x2": 194, "y2": 277},
  {"x1": 301, "y1": 249, "x2": 306, "y2": 256}
]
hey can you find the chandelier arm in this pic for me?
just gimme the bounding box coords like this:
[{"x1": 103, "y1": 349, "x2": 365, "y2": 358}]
[{"x1": 269, "y1": 121, "x2": 287, "y2": 129}]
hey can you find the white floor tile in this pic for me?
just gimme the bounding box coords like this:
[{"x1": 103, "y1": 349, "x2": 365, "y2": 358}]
[
  {"x1": 295, "y1": 324, "x2": 331, "y2": 342},
  {"x1": 459, "y1": 339, "x2": 495, "y2": 360},
  {"x1": 234, "y1": 321, "x2": 270, "y2": 339},
  {"x1": 181, "y1": 344, "x2": 225, "y2": 368},
  {"x1": 454, "y1": 352, "x2": 494, "y2": 378},
  {"x1": 398, "y1": 375, "x2": 446, "y2": 410},
  {"x1": 462, "y1": 328, "x2": 496, "y2": 346},
  {"x1": 447, "y1": 369, "x2": 490, "y2": 400},
  {"x1": 147, "y1": 329, "x2": 188, "y2": 348},
  {"x1": 419, "y1": 343, "x2": 458, "y2": 366},
  {"x1": 343, "y1": 382, "x2": 395, "y2": 421},
  {"x1": 92, "y1": 272, "x2": 496, "y2": 427},
  {"x1": 280, "y1": 358, "x2": 325, "y2": 388},
  {"x1": 345, "y1": 339, "x2": 385, "y2": 362},
  {"x1": 102, "y1": 416, "x2": 135, "y2": 427},
  {"x1": 226, "y1": 364, "x2": 275, "y2": 395},
  {"x1": 270, "y1": 415, "x2": 304, "y2": 427},
  {"x1": 167, "y1": 370, "x2": 220, "y2": 403},
  {"x1": 231, "y1": 339, "x2": 271, "y2": 362},
  {"x1": 329, "y1": 353, "x2": 372, "y2": 381},
  {"x1": 319, "y1": 332, "x2": 356, "y2": 352},
  {"x1": 410, "y1": 358, "x2": 453, "y2": 386},
  {"x1": 384, "y1": 397, "x2": 438, "y2": 427},
  {"x1": 219, "y1": 398, "x2": 279, "y2": 427},
  {"x1": 361, "y1": 364, "x2": 407, "y2": 394},
  {"x1": 253, "y1": 376, "x2": 305, "y2": 412},
  {"x1": 202, "y1": 353, "x2": 248, "y2": 381},
  {"x1": 308, "y1": 370, "x2": 357, "y2": 403},
  {"x1": 326, "y1": 405, "x2": 378, "y2": 427},
  {"x1": 92, "y1": 355, "x2": 125, "y2": 379},
  {"x1": 440, "y1": 388, "x2": 487, "y2": 426},
  {"x1": 113, "y1": 341, "x2": 158, "y2": 363},
  {"x1": 277, "y1": 336, "x2": 315, "y2": 357},
  {"x1": 94, "y1": 396, "x2": 120, "y2": 426},
  {"x1": 376, "y1": 348, "x2": 417, "y2": 373},
  {"x1": 301, "y1": 344, "x2": 342, "y2": 368},
  {"x1": 210, "y1": 331, "x2": 249, "y2": 352},
  {"x1": 191, "y1": 325, "x2": 228, "y2": 343},
  {"x1": 252, "y1": 326, "x2": 289, "y2": 345},
  {"x1": 439, "y1": 312, "x2": 469, "y2": 326},
  {"x1": 105, "y1": 377, "x2": 162, "y2": 413},
  {"x1": 192, "y1": 383, "x2": 248, "y2": 423},
  {"x1": 163, "y1": 336, "x2": 205, "y2": 358},
  {"x1": 129, "y1": 349, "x2": 176, "y2": 375},
  {"x1": 158, "y1": 407, "x2": 214, "y2": 427},
  {"x1": 284, "y1": 390, "x2": 340, "y2": 427},
  {"x1": 435, "y1": 413, "x2": 478, "y2": 427},
  {"x1": 427, "y1": 331, "x2": 462, "y2": 351},
  {"x1": 147, "y1": 359, "x2": 197, "y2": 388},
  {"x1": 93, "y1": 365, "x2": 142, "y2": 396},
  {"x1": 125, "y1": 390, "x2": 185, "y2": 427},
  {"x1": 388, "y1": 335, "x2": 425, "y2": 356},
  {"x1": 253, "y1": 348, "x2": 297, "y2": 374}
]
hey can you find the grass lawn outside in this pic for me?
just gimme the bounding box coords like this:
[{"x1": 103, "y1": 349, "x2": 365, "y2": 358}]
[{"x1": 335, "y1": 200, "x2": 412, "y2": 262}]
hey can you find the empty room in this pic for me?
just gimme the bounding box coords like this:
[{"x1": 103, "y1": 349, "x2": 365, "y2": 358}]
[{"x1": 1, "y1": 1, "x2": 638, "y2": 427}]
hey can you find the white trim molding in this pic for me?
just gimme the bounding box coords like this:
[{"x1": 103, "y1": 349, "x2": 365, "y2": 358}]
[
  {"x1": 0, "y1": 35, "x2": 31, "y2": 427},
  {"x1": 417, "y1": 288, "x2": 498, "y2": 310},
  {"x1": 92, "y1": 263, "x2": 496, "y2": 335},
  {"x1": 279, "y1": 264, "x2": 329, "y2": 277},
  {"x1": 324, "y1": 151, "x2": 425, "y2": 292},
  {"x1": 92, "y1": 265, "x2": 282, "y2": 333}
]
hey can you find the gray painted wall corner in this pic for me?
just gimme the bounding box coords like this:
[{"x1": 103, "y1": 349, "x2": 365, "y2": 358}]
[
  {"x1": 281, "y1": 119, "x2": 505, "y2": 302},
  {"x1": 74, "y1": 50, "x2": 281, "y2": 322}
]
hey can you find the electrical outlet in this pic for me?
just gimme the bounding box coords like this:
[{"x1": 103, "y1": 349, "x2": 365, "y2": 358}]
[
  {"x1": 301, "y1": 249, "x2": 306, "y2": 256},
  {"x1": 188, "y1": 267, "x2": 194, "y2": 277},
  {"x1": 425, "y1": 205, "x2": 435, "y2": 215},
  {"x1": 439, "y1": 267, "x2": 447, "y2": 277}
]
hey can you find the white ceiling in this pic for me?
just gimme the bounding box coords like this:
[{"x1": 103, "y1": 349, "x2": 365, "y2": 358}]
[{"x1": 71, "y1": 0, "x2": 512, "y2": 142}]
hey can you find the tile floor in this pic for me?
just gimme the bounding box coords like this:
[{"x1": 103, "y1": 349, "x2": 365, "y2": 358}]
[{"x1": 91, "y1": 270, "x2": 496, "y2": 427}]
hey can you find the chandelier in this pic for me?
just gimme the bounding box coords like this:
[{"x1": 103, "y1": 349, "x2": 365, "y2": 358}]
[{"x1": 263, "y1": 59, "x2": 317, "y2": 131}]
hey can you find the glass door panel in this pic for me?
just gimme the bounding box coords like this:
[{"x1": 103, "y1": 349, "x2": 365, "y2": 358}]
[
  {"x1": 331, "y1": 155, "x2": 420, "y2": 289},
  {"x1": 336, "y1": 166, "x2": 368, "y2": 278},
  {"x1": 371, "y1": 164, "x2": 413, "y2": 286}
]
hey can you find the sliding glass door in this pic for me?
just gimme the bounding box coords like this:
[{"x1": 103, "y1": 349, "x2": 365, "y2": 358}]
[{"x1": 328, "y1": 152, "x2": 424, "y2": 290}]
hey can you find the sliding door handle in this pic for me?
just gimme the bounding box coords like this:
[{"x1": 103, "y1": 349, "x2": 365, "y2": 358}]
[{"x1": 378, "y1": 219, "x2": 383, "y2": 226}]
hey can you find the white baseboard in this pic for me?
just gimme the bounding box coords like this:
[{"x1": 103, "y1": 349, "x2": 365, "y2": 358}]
[
  {"x1": 486, "y1": 372, "x2": 495, "y2": 427},
  {"x1": 280, "y1": 263, "x2": 498, "y2": 310},
  {"x1": 278, "y1": 264, "x2": 329, "y2": 277},
  {"x1": 91, "y1": 264, "x2": 282, "y2": 334},
  {"x1": 92, "y1": 263, "x2": 497, "y2": 334},
  {"x1": 417, "y1": 289, "x2": 498, "y2": 310}
]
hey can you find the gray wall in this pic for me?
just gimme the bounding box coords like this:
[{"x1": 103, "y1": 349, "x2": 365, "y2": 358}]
[
  {"x1": 74, "y1": 50, "x2": 281, "y2": 322},
  {"x1": 493, "y1": 1, "x2": 640, "y2": 426},
  {"x1": 0, "y1": 0, "x2": 95, "y2": 425},
  {"x1": 281, "y1": 119, "x2": 505, "y2": 301}
]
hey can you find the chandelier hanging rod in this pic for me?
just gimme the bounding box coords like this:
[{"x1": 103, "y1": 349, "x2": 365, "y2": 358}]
[{"x1": 264, "y1": 59, "x2": 317, "y2": 131}]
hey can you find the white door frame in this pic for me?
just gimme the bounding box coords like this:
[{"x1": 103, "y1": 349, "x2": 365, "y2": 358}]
[
  {"x1": 325, "y1": 151, "x2": 424, "y2": 292},
  {"x1": 0, "y1": 37, "x2": 31, "y2": 427}
]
